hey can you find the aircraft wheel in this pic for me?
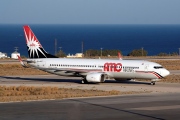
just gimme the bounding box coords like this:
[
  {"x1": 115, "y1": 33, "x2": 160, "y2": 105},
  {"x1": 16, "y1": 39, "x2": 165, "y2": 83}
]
[
  {"x1": 151, "y1": 81, "x2": 155, "y2": 85},
  {"x1": 81, "y1": 78, "x2": 88, "y2": 84}
]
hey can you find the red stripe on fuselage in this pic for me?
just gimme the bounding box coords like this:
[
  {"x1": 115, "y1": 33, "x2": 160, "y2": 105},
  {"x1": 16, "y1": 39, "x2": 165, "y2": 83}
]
[{"x1": 135, "y1": 71, "x2": 162, "y2": 79}]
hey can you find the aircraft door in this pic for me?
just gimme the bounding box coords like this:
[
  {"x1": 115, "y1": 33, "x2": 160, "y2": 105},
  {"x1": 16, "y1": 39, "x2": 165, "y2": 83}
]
[
  {"x1": 36, "y1": 59, "x2": 46, "y2": 68},
  {"x1": 144, "y1": 64, "x2": 149, "y2": 72}
]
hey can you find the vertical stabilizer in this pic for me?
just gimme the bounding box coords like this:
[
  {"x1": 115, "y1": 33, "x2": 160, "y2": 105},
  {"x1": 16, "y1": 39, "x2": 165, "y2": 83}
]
[{"x1": 23, "y1": 25, "x2": 57, "y2": 58}]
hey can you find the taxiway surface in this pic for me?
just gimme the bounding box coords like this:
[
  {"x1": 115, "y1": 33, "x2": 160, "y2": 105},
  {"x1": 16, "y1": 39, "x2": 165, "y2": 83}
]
[
  {"x1": 0, "y1": 71, "x2": 180, "y2": 120},
  {"x1": 0, "y1": 93, "x2": 180, "y2": 120},
  {"x1": 0, "y1": 73, "x2": 180, "y2": 93}
]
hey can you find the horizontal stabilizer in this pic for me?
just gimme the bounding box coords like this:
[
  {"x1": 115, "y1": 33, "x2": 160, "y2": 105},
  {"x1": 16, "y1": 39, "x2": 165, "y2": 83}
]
[
  {"x1": 17, "y1": 55, "x2": 28, "y2": 68},
  {"x1": 118, "y1": 52, "x2": 123, "y2": 60}
]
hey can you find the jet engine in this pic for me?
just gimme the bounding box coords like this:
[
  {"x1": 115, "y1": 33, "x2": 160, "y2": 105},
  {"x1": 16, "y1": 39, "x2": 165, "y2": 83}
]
[{"x1": 86, "y1": 73, "x2": 105, "y2": 83}]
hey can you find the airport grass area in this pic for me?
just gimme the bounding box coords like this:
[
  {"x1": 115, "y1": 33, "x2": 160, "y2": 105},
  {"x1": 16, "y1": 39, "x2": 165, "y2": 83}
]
[
  {"x1": 0, "y1": 64, "x2": 48, "y2": 76},
  {"x1": 0, "y1": 86, "x2": 147, "y2": 102}
]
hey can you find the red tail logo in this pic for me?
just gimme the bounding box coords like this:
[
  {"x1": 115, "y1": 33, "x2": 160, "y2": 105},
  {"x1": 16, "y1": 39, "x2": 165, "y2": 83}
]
[
  {"x1": 23, "y1": 26, "x2": 42, "y2": 47},
  {"x1": 23, "y1": 25, "x2": 47, "y2": 58},
  {"x1": 23, "y1": 25, "x2": 57, "y2": 58}
]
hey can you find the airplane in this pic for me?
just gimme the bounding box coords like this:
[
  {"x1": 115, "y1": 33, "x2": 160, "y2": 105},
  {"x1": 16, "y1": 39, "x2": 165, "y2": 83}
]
[
  {"x1": 118, "y1": 52, "x2": 122, "y2": 60},
  {"x1": 17, "y1": 55, "x2": 28, "y2": 68},
  {"x1": 21, "y1": 25, "x2": 170, "y2": 85}
]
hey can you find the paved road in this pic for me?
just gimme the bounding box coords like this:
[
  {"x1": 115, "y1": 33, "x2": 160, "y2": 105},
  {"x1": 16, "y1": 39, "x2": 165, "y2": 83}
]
[
  {"x1": 0, "y1": 93, "x2": 180, "y2": 120},
  {"x1": 0, "y1": 74, "x2": 180, "y2": 93},
  {"x1": 0, "y1": 74, "x2": 179, "y2": 92},
  {"x1": 0, "y1": 72, "x2": 180, "y2": 120},
  {"x1": 170, "y1": 70, "x2": 180, "y2": 75}
]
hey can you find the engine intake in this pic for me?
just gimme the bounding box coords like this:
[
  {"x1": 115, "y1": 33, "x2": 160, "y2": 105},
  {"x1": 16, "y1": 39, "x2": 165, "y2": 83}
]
[{"x1": 86, "y1": 73, "x2": 105, "y2": 83}]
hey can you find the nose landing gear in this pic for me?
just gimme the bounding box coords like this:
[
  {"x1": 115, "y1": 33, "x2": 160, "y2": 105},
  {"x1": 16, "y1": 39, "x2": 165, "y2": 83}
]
[
  {"x1": 151, "y1": 79, "x2": 159, "y2": 85},
  {"x1": 81, "y1": 77, "x2": 88, "y2": 84}
]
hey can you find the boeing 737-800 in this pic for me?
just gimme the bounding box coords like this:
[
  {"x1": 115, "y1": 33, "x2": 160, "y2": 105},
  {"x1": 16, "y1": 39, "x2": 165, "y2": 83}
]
[{"x1": 21, "y1": 25, "x2": 170, "y2": 85}]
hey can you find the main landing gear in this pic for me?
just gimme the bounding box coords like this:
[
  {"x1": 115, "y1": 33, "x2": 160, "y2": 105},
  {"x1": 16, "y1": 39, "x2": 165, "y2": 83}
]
[
  {"x1": 81, "y1": 77, "x2": 88, "y2": 84},
  {"x1": 151, "y1": 81, "x2": 156, "y2": 85}
]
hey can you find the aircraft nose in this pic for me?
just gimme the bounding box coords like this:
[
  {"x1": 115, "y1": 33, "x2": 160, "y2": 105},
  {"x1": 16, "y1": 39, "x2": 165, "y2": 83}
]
[{"x1": 162, "y1": 69, "x2": 170, "y2": 77}]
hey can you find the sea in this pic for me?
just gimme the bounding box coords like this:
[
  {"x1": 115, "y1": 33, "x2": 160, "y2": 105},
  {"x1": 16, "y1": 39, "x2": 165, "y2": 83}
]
[{"x1": 0, "y1": 24, "x2": 180, "y2": 57}]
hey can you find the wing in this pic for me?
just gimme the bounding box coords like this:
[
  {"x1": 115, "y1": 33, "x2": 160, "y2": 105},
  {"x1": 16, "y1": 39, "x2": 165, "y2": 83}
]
[{"x1": 43, "y1": 67, "x2": 103, "y2": 73}]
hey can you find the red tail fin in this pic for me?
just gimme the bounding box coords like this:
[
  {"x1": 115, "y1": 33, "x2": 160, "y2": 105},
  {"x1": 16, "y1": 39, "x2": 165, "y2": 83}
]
[
  {"x1": 23, "y1": 26, "x2": 42, "y2": 48},
  {"x1": 23, "y1": 25, "x2": 57, "y2": 58}
]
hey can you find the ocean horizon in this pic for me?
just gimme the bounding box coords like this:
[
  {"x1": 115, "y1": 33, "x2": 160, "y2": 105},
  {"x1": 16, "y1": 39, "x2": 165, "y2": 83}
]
[{"x1": 0, "y1": 24, "x2": 180, "y2": 57}]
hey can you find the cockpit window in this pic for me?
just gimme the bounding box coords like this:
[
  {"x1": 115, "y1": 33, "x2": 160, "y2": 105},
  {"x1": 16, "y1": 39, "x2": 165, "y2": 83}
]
[{"x1": 154, "y1": 66, "x2": 163, "y2": 69}]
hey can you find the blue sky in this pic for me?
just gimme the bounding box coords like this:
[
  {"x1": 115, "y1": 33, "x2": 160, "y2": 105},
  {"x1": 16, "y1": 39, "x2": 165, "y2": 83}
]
[{"x1": 1, "y1": 0, "x2": 180, "y2": 24}]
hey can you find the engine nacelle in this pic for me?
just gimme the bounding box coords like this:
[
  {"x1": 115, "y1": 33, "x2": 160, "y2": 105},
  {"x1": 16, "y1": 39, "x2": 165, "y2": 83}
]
[{"x1": 86, "y1": 73, "x2": 105, "y2": 83}]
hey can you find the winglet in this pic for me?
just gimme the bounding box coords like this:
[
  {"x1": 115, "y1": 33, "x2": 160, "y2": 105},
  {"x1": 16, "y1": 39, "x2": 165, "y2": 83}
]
[
  {"x1": 17, "y1": 55, "x2": 28, "y2": 68},
  {"x1": 118, "y1": 52, "x2": 123, "y2": 60}
]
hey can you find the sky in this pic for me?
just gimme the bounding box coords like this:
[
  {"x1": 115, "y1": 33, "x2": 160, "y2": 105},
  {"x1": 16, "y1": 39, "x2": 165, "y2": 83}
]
[{"x1": 0, "y1": 0, "x2": 180, "y2": 24}]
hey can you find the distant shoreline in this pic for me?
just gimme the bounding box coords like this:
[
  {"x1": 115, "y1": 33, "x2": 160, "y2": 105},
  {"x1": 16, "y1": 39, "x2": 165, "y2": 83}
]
[{"x1": 1, "y1": 24, "x2": 180, "y2": 56}]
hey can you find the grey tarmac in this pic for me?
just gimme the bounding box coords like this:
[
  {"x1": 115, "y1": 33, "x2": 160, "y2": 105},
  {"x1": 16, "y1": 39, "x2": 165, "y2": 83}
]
[
  {"x1": 0, "y1": 71, "x2": 180, "y2": 93},
  {"x1": 0, "y1": 70, "x2": 180, "y2": 120},
  {"x1": 0, "y1": 93, "x2": 180, "y2": 120}
]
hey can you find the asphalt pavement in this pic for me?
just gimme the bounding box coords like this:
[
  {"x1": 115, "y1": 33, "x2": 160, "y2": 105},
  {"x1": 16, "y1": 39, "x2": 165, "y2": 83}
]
[{"x1": 0, "y1": 93, "x2": 180, "y2": 120}]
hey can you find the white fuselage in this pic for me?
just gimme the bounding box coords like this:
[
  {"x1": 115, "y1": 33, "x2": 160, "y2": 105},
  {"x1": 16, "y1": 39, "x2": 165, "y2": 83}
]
[{"x1": 27, "y1": 58, "x2": 170, "y2": 80}]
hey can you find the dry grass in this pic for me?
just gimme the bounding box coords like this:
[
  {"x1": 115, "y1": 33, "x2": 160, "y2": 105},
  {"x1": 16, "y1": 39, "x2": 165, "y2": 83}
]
[
  {"x1": 0, "y1": 64, "x2": 48, "y2": 76},
  {"x1": 0, "y1": 86, "x2": 124, "y2": 102},
  {"x1": 161, "y1": 75, "x2": 180, "y2": 83},
  {"x1": 151, "y1": 60, "x2": 180, "y2": 70}
]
